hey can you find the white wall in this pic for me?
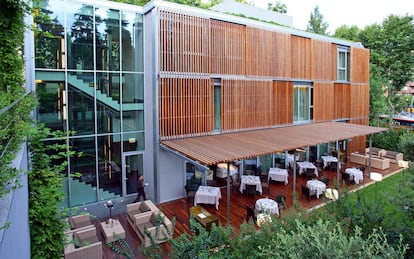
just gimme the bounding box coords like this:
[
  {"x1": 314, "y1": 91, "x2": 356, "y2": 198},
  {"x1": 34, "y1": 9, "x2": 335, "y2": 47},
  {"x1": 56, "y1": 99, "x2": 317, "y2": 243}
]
[{"x1": 158, "y1": 149, "x2": 186, "y2": 203}]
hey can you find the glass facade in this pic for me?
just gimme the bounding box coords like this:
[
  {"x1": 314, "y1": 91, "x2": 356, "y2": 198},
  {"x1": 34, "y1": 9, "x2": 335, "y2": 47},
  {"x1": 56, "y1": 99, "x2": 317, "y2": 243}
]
[{"x1": 34, "y1": 0, "x2": 144, "y2": 208}]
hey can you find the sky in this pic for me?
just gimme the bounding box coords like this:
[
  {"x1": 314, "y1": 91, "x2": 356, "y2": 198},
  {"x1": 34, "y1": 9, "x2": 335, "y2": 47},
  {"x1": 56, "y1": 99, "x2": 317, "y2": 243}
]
[{"x1": 252, "y1": 0, "x2": 414, "y2": 33}]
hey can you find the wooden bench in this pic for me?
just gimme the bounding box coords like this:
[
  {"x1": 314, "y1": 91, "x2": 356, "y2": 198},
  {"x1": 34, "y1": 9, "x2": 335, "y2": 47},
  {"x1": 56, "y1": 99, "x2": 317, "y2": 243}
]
[
  {"x1": 349, "y1": 152, "x2": 368, "y2": 165},
  {"x1": 383, "y1": 150, "x2": 403, "y2": 164}
]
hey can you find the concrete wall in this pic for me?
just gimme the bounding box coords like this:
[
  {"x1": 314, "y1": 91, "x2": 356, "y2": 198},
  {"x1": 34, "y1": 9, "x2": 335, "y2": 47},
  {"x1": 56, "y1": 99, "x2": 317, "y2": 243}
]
[{"x1": 0, "y1": 143, "x2": 31, "y2": 259}]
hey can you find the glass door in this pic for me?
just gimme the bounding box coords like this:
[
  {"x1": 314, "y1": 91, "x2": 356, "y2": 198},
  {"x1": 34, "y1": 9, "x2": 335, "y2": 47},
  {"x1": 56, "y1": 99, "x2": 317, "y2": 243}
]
[{"x1": 122, "y1": 152, "x2": 143, "y2": 196}]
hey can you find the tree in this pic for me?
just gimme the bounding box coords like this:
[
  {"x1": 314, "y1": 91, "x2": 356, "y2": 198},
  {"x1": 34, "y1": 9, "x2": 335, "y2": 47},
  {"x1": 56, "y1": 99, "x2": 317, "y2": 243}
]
[
  {"x1": 267, "y1": 1, "x2": 287, "y2": 13},
  {"x1": 333, "y1": 25, "x2": 361, "y2": 42},
  {"x1": 306, "y1": 5, "x2": 329, "y2": 35},
  {"x1": 359, "y1": 15, "x2": 414, "y2": 117}
]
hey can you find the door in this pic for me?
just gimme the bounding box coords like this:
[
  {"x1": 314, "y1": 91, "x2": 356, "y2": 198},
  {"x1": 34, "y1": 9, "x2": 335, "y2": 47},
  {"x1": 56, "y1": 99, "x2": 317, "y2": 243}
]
[{"x1": 122, "y1": 152, "x2": 143, "y2": 196}]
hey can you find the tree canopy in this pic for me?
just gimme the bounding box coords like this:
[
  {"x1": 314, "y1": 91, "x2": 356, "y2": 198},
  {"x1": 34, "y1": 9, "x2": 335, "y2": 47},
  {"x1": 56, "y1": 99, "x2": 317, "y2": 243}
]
[
  {"x1": 306, "y1": 5, "x2": 329, "y2": 35},
  {"x1": 267, "y1": 1, "x2": 287, "y2": 13}
]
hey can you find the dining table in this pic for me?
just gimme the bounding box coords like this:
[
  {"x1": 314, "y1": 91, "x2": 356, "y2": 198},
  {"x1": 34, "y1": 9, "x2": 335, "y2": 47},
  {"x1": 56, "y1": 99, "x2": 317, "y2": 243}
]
[
  {"x1": 239, "y1": 175, "x2": 262, "y2": 195},
  {"x1": 255, "y1": 197, "x2": 279, "y2": 216},
  {"x1": 194, "y1": 186, "x2": 222, "y2": 210},
  {"x1": 306, "y1": 179, "x2": 326, "y2": 198},
  {"x1": 345, "y1": 167, "x2": 364, "y2": 184},
  {"x1": 321, "y1": 155, "x2": 339, "y2": 169},
  {"x1": 297, "y1": 161, "x2": 318, "y2": 176},
  {"x1": 268, "y1": 167, "x2": 288, "y2": 185}
]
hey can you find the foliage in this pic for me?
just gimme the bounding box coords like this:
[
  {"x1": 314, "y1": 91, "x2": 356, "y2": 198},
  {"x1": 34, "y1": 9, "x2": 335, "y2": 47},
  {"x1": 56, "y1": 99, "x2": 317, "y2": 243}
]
[
  {"x1": 28, "y1": 126, "x2": 72, "y2": 259},
  {"x1": 112, "y1": 0, "x2": 221, "y2": 8},
  {"x1": 0, "y1": 0, "x2": 37, "y2": 202},
  {"x1": 333, "y1": 25, "x2": 361, "y2": 42},
  {"x1": 105, "y1": 234, "x2": 134, "y2": 259},
  {"x1": 306, "y1": 5, "x2": 329, "y2": 35},
  {"x1": 369, "y1": 65, "x2": 389, "y2": 126},
  {"x1": 169, "y1": 215, "x2": 233, "y2": 258},
  {"x1": 397, "y1": 132, "x2": 414, "y2": 162},
  {"x1": 267, "y1": 1, "x2": 287, "y2": 13},
  {"x1": 371, "y1": 129, "x2": 403, "y2": 152},
  {"x1": 359, "y1": 15, "x2": 414, "y2": 115}
]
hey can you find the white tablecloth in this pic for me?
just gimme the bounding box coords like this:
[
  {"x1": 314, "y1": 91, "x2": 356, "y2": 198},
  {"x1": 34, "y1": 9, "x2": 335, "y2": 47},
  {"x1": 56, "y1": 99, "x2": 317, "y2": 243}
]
[
  {"x1": 345, "y1": 167, "x2": 364, "y2": 184},
  {"x1": 306, "y1": 180, "x2": 326, "y2": 198},
  {"x1": 297, "y1": 161, "x2": 318, "y2": 176},
  {"x1": 216, "y1": 163, "x2": 238, "y2": 178},
  {"x1": 268, "y1": 168, "x2": 288, "y2": 184},
  {"x1": 239, "y1": 175, "x2": 262, "y2": 194},
  {"x1": 321, "y1": 156, "x2": 339, "y2": 169},
  {"x1": 194, "y1": 186, "x2": 222, "y2": 210},
  {"x1": 255, "y1": 198, "x2": 279, "y2": 215}
]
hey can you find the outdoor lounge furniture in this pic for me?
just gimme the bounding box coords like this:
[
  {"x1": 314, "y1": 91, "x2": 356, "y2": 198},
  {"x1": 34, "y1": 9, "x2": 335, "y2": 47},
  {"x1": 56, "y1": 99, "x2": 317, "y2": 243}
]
[
  {"x1": 68, "y1": 214, "x2": 93, "y2": 230},
  {"x1": 349, "y1": 152, "x2": 368, "y2": 165},
  {"x1": 129, "y1": 211, "x2": 174, "y2": 247},
  {"x1": 64, "y1": 226, "x2": 102, "y2": 259},
  {"x1": 126, "y1": 200, "x2": 159, "y2": 229},
  {"x1": 365, "y1": 147, "x2": 387, "y2": 158},
  {"x1": 383, "y1": 150, "x2": 404, "y2": 164},
  {"x1": 370, "y1": 156, "x2": 390, "y2": 170}
]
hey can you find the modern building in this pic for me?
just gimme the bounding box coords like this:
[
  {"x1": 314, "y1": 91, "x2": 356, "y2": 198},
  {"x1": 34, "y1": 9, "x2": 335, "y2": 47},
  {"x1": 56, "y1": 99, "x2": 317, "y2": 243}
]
[{"x1": 30, "y1": 0, "x2": 383, "y2": 213}]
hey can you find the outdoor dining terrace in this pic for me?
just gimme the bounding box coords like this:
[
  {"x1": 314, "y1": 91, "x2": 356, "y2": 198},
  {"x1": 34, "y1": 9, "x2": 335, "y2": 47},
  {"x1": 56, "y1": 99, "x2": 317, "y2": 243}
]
[{"x1": 93, "y1": 160, "x2": 404, "y2": 259}]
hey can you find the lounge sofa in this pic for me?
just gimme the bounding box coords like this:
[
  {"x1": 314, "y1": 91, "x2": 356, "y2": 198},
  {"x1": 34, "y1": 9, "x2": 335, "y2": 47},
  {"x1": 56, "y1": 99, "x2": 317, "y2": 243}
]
[
  {"x1": 64, "y1": 226, "x2": 102, "y2": 259},
  {"x1": 349, "y1": 152, "x2": 368, "y2": 165},
  {"x1": 365, "y1": 147, "x2": 387, "y2": 158},
  {"x1": 68, "y1": 214, "x2": 93, "y2": 230},
  {"x1": 383, "y1": 150, "x2": 404, "y2": 164},
  {"x1": 369, "y1": 156, "x2": 390, "y2": 170},
  {"x1": 126, "y1": 200, "x2": 159, "y2": 229},
  {"x1": 130, "y1": 211, "x2": 174, "y2": 247}
]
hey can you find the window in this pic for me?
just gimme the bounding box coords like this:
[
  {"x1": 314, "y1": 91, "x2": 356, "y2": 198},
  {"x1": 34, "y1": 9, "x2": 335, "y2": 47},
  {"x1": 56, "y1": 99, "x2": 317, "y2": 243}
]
[
  {"x1": 214, "y1": 78, "x2": 221, "y2": 131},
  {"x1": 293, "y1": 83, "x2": 313, "y2": 123},
  {"x1": 337, "y1": 47, "x2": 350, "y2": 82}
]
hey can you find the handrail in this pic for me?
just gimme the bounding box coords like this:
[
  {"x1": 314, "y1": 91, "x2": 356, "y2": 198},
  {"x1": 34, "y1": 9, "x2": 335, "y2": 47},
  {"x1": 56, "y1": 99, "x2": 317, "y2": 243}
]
[{"x1": 0, "y1": 91, "x2": 31, "y2": 117}]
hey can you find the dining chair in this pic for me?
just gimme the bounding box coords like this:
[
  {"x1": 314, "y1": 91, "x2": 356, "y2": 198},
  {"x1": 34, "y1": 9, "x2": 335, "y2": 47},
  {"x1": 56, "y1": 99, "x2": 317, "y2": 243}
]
[
  {"x1": 301, "y1": 185, "x2": 316, "y2": 200},
  {"x1": 275, "y1": 194, "x2": 287, "y2": 210},
  {"x1": 185, "y1": 185, "x2": 196, "y2": 204},
  {"x1": 320, "y1": 176, "x2": 330, "y2": 187},
  {"x1": 244, "y1": 184, "x2": 256, "y2": 198},
  {"x1": 261, "y1": 179, "x2": 270, "y2": 194},
  {"x1": 305, "y1": 168, "x2": 317, "y2": 180},
  {"x1": 329, "y1": 161, "x2": 339, "y2": 171},
  {"x1": 231, "y1": 175, "x2": 241, "y2": 192},
  {"x1": 244, "y1": 204, "x2": 256, "y2": 223},
  {"x1": 341, "y1": 172, "x2": 352, "y2": 185}
]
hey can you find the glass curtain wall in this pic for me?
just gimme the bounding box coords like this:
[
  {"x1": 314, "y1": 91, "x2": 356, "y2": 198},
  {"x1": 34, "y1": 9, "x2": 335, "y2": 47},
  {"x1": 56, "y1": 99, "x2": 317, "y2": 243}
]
[{"x1": 34, "y1": 0, "x2": 144, "y2": 208}]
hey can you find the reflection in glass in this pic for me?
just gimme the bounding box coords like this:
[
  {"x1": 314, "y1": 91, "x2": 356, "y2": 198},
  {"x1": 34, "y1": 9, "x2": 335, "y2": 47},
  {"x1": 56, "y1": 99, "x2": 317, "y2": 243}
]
[
  {"x1": 123, "y1": 132, "x2": 145, "y2": 152},
  {"x1": 123, "y1": 110, "x2": 144, "y2": 132},
  {"x1": 67, "y1": 3, "x2": 97, "y2": 70},
  {"x1": 67, "y1": 72, "x2": 95, "y2": 135},
  {"x1": 95, "y1": 7, "x2": 120, "y2": 71},
  {"x1": 96, "y1": 72, "x2": 121, "y2": 134},
  {"x1": 122, "y1": 12, "x2": 143, "y2": 72},
  {"x1": 35, "y1": 71, "x2": 66, "y2": 131},
  {"x1": 98, "y1": 135, "x2": 122, "y2": 197},
  {"x1": 69, "y1": 137, "x2": 97, "y2": 206},
  {"x1": 34, "y1": 0, "x2": 65, "y2": 69},
  {"x1": 125, "y1": 154, "x2": 143, "y2": 195},
  {"x1": 122, "y1": 73, "x2": 143, "y2": 104}
]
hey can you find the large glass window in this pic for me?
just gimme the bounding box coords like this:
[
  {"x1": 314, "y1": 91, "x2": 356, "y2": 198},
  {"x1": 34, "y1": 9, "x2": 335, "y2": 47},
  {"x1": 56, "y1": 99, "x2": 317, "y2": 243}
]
[
  {"x1": 67, "y1": 3, "x2": 95, "y2": 70},
  {"x1": 293, "y1": 83, "x2": 313, "y2": 123},
  {"x1": 337, "y1": 47, "x2": 350, "y2": 82},
  {"x1": 214, "y1": 79, "x2": 221, "y2": 131},
  {"x1": 34, "y1": 0, "x2": 65, "y2": 69},
  {"x1": 97, "y1": 135, "x2": 122, "y2": 197},
  {"x1": 122, "y1": 12, "x2": 144, "y2": 72}
]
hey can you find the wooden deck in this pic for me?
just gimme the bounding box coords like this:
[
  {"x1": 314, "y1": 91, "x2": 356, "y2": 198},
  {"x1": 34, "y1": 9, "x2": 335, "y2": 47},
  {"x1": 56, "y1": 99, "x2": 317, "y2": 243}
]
[{"x1": 96, "y1": 161, "x2": 403, "y2": 258}]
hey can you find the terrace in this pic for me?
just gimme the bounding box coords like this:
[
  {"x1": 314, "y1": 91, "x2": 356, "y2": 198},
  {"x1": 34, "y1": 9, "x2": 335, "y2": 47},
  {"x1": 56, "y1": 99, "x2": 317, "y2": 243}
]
[{"x1": 89, "y1": 160, "x2": 404, "y2": 258}]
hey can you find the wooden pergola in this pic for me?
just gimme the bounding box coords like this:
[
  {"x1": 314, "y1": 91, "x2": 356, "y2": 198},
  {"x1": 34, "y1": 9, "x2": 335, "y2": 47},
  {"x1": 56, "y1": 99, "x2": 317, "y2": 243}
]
[{"x1": 160, "y1": 121, "x2": 387, "y2": 223}]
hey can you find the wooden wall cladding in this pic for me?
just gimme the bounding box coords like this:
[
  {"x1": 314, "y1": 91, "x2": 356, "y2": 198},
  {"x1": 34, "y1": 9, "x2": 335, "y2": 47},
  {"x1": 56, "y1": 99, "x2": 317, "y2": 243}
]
[
  {"x1": 159, "y1": 10, "x2": 210, "y2": 73},
  {"x1": 350, "y1": 83, "x2": 370, "y2": 119},
  {"x1": 246, "y1": 27, "x2": 291, "y2": 78},
  {"x1": 311, "y1": 40, "x2": 335, "y2": 81},
  {"x1": 159, "y1": 77, "x2": 213, "y2": 139},
  {"x1": 350, "y1": 47, "x2": 370, "y2": 83},
  {"x1": 333, "y1": 83, "x2": 350, "y2": 119},
  {"x1": 221, "y1": 79, "x2": 273, "y2": 131},
  {"x1": 273, "y1": 81, "x2": 293, "y2": 125},
  {"x1": 313, "y1": 82, "x2": 334, "y2": 122},
  {"x1": 348, "y1": 119, "x2": 369, "y2": 153},
  {"x1": 210, "y1": 20, "x2": 246, "y2": 75},
  {"x1": 291, "y1": 36, "x2": 311, "y2": 80}
]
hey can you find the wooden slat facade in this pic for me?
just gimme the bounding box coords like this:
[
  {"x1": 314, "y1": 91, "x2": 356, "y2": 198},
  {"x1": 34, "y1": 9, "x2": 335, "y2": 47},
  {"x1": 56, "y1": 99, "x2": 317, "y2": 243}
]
[{"x1": 157, "y1": 9, "x2": 371, "y2": 152}]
